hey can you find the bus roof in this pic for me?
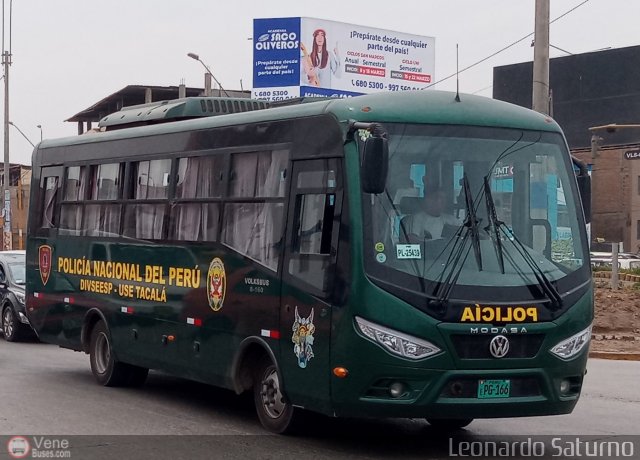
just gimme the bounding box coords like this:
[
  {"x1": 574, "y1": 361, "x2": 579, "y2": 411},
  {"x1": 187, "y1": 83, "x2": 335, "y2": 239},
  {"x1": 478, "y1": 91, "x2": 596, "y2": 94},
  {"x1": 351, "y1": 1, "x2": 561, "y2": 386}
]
[
  {"x1": 38, "y1": 90, "x2": 562, "y2": 150},
  {"x1": 98, "y1": 97, "x2": 270, "y2": 129}
]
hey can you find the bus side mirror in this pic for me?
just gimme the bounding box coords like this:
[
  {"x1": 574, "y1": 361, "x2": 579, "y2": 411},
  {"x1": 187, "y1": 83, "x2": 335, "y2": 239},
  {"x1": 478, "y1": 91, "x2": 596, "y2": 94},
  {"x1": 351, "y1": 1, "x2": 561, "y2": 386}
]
[
  {"x1": 576, "y1": 173, "x2": 591, "y2": 224},
  {"x1": 361, "y1": 137, "x2": 388, "y2": 194}
]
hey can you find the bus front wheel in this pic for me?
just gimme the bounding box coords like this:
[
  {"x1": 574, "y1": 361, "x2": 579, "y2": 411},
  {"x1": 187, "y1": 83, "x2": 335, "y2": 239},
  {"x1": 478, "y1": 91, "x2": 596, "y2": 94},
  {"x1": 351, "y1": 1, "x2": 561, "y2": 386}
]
[{"x1": 253, "y1": 358, "x2": 297, "y2": 434}]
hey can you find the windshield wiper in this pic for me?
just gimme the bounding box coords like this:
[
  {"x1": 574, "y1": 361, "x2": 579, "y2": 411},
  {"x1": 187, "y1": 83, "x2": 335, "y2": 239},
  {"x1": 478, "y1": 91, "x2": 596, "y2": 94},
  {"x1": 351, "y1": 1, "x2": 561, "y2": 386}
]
[
  {"x1": 462, "y1": 173, "x2": 482, "y2": 271},
  {"x1": 483, "y1": 176, "x2": 505, "y2": 274},
  {"x1": 428, "y1": 174, "x2": 483, "y2": 311},
  {"x1": 496, "y1": 220, "x2": 563, "y2": 310}
]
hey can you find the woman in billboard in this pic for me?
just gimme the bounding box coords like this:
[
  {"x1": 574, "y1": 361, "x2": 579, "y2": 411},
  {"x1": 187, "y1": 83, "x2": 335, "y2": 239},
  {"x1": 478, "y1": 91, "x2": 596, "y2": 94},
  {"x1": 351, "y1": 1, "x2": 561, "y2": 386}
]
[{"x1": 300, "y1": 28, "x2": 341, "y2": 88}]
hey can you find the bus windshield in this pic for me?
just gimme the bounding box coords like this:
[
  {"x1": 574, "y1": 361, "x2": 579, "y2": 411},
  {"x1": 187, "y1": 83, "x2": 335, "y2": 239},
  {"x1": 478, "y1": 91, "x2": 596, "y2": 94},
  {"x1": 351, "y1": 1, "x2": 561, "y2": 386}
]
[{"x1": 363, "y1": 124, "x2": 588, "y2": 297}]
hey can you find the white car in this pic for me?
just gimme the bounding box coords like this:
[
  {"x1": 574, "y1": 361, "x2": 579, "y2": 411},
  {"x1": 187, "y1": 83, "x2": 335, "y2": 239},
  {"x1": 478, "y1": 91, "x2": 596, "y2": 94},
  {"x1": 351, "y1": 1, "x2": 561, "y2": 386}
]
[{"x1": 590, "y1": 252, "x2": 640, "y2": 269}]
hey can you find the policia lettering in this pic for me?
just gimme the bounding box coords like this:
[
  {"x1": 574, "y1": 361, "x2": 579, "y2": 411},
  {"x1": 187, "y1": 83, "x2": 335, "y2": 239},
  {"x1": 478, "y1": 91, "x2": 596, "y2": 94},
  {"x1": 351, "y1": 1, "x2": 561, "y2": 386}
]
[
  {"x1": 460, "y1": 305, "x2": 538, "y2": 323},
  {"x1": 57, "y1": 256, "x2": 201, "y2": 303}
]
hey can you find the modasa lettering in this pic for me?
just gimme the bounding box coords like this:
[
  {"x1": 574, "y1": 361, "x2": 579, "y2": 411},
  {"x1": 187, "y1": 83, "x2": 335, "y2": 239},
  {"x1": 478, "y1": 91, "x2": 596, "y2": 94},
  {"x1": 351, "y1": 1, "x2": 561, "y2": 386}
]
[{"x1": 460, "y1": 305, "x2": 538, "y2": 322}]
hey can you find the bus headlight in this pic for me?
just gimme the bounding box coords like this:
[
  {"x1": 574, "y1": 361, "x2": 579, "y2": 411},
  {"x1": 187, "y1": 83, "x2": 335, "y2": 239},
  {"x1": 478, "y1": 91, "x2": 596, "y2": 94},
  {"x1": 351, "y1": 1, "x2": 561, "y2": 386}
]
[
  {"x1": 355, "y1": 316, "x2": 441, "y2": 360},
  {"x1": 550, "y1": 325, "x2": 592, "y2": 360}
]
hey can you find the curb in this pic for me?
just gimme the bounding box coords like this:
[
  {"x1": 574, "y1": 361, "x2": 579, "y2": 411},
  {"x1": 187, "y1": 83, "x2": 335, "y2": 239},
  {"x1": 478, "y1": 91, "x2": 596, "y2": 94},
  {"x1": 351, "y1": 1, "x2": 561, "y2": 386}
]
[{"x1": 589, "y1": 351, "x2": 640, "y2": 361}]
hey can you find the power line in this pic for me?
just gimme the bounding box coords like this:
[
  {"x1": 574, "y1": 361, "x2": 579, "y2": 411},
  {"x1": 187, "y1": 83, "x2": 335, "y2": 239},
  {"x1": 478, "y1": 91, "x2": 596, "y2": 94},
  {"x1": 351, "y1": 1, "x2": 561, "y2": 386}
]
[
  {"x1": 427, "y1": 0, "x2": 590, "y2": 90},
  {"x1": 471, "y1": 84, "x2": 493, "y2": 95}
]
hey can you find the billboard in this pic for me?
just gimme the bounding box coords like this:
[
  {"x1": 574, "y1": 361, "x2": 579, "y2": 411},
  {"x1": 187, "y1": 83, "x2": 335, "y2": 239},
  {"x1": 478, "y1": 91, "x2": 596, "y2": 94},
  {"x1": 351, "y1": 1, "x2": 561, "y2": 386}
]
[{"x1": 253, "y1": 17, "x2": 435, "y2": 101}]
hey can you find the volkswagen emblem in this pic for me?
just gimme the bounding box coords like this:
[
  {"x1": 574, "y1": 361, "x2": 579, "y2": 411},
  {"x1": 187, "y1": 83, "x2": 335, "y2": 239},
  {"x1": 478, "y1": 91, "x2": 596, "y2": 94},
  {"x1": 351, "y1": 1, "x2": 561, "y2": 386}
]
[{"x1": 489, "y1": 335, "x2": 510, "y2": 358}]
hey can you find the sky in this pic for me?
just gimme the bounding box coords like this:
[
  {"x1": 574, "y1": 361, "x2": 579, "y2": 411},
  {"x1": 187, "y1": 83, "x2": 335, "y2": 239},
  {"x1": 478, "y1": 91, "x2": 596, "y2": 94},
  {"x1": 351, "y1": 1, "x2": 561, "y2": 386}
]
[{"x1": 3, "y1": 0, "x2": 640, "y2": 165}]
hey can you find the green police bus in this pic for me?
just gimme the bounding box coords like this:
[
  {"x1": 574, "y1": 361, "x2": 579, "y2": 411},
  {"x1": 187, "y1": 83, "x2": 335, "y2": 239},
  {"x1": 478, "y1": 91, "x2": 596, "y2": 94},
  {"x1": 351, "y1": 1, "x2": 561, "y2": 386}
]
[{"x1": 25, "y1": 91, "x2": 593, "y2": 433}]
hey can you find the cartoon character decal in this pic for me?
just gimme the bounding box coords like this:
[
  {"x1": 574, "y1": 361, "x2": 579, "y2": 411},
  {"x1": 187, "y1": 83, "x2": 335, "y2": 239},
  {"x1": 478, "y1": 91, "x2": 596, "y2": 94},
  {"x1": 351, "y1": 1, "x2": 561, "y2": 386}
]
[
  {"x1": 292, "y1": 307, "x2": 315, "y2": 368},
  {"x1": 207, "y1": 257, "x2": 226, "y2": 311},
  {"x1": 38, "y1": 245, "x2": 52, "y2": 286}
]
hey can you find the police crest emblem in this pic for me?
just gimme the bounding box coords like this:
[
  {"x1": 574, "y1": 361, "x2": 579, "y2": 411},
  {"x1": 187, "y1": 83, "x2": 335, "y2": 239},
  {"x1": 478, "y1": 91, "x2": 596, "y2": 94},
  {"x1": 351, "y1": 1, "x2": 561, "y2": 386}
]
[
  {"x1": 207, "y1": 257, "x2": 226, "y2": 311},
  {"x1": 39, "y1": 245, "x2": 53, "y2": 286}
]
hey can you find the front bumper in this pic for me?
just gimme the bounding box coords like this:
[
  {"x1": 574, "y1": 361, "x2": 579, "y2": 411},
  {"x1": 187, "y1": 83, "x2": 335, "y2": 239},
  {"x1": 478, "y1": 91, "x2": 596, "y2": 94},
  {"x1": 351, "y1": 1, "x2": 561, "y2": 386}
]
[{"x1": 331, "y1": 359, "x2": 587, "y2": 419}]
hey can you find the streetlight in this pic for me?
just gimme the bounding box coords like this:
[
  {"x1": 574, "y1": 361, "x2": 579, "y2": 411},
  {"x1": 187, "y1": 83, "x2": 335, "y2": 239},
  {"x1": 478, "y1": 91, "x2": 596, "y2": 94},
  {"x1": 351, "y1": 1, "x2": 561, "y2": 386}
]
[
  {"x1": 187, "y1": 52, "x2": 229, "y2": 97},
  {"x1": 8, "y1": 121, "x2": 34, "y2": 148},
  {"x1": 590, "y1": 124, "x2": 640, "y2": 159},
  {"x1": 37, "y1": 124, "x2": 42, "y2": 141}
]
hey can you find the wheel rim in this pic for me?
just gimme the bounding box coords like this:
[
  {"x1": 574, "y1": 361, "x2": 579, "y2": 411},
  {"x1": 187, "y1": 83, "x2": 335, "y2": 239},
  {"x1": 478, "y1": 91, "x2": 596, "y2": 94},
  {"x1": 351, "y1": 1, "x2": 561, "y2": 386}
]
[
  {"x1": 260, "y1": 367, "x2": 286, "y2": 419},
  {"x1": 94, "y1": 332, "x2": 111, "y2": 374},
  {"x1": 3, "y1": 308, "x2": 14, "y2": 338}
]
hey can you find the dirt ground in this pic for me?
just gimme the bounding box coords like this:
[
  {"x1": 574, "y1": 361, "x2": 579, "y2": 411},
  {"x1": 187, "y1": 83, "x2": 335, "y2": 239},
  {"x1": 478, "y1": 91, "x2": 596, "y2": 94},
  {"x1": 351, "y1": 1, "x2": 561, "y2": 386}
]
[{"x1": 591, "y1": 279, "x2": 640, "y2": 354}]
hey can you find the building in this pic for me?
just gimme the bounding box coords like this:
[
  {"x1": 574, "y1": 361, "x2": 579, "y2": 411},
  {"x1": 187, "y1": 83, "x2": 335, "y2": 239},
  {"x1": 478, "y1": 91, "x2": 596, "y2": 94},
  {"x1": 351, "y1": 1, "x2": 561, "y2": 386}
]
[
  {"x1": 0, "y1": 163, "x2": 32, "y2": 250},
  {"x1": 67, "y1": 84, "x2": 250, "y2": 134},
  {"x1": 493, "y1": 45, "x2": 640, "y2": 252}
]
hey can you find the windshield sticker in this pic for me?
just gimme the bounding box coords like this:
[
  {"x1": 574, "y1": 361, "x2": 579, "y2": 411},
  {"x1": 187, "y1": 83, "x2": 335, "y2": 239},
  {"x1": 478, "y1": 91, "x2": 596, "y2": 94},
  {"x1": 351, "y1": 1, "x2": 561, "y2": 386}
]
[
  {"x1": 396, "y1": 244, "x2": 422, "y2": 260},
  {"x1": 376, "y1": 253, "x2": 387, "y2": 263},
  {"x1": 375, "y1": 242, "x2": 385, "y2": 252},
  {"x1": 292, "y1": 307, "x2": 315, "y2": 368},
  {"x1": 207, "y1": 258, "x2": 226, "y2": 312},
  {"x1": 38, "y1": 245, "x2": 53, "y2": 286},
  {"x1": 460, "y1": 305, "x2": 539, "y2": 323}
]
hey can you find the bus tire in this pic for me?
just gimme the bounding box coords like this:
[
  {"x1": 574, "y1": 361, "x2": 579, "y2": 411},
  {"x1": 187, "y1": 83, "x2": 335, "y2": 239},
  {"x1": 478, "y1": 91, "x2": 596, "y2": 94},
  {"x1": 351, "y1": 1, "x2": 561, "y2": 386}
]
[
  {"x1": 253, "y1": 357, "x2": 297, "y2": 434},
  {"x1": 426, "y1": 418, "x2": 473, "y2": 430},
  {"x1": 89, "y1": 320, "x2": 130, "y2": 387}
]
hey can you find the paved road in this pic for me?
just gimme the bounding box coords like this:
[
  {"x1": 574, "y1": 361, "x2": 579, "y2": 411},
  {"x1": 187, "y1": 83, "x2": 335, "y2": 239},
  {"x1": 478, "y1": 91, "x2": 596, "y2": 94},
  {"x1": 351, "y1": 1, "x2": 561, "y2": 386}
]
[{"x1": 0, "y1": 340, "x2": 638, "y2": 458}]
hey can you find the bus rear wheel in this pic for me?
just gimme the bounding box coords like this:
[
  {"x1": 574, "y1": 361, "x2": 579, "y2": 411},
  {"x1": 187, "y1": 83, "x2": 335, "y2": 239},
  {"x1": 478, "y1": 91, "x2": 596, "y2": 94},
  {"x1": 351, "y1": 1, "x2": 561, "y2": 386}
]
[
  {"x1": 253, "y1": 358, "x2": 297, "y2": 434},
  {"x1": 426, "y1": 418, "x2": 474, "y2": 430},
  {"x1": 89, "y1": 320, "x2": 148, "y2": 387}
]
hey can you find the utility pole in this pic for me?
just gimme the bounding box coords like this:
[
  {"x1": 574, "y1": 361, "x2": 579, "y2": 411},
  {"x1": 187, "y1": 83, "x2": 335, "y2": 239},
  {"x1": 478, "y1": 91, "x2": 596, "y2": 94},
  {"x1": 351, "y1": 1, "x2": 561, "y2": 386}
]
[
  {"x1": 2, "y1": 50, "x2": 11, "y2": 251},
  {"x1": 1, "y1": 0, "x2": 11, "y2": 250},
  {"x1": 532, "y1": 0, "x2": 550, "y2": 115}
]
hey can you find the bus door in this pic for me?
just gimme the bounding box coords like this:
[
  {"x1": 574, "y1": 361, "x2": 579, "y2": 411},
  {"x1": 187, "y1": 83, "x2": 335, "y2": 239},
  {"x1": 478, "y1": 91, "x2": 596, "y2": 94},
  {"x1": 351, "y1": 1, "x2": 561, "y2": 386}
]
[{"x1": 280, "y1": 158, "x2": 342, "y2": 412}]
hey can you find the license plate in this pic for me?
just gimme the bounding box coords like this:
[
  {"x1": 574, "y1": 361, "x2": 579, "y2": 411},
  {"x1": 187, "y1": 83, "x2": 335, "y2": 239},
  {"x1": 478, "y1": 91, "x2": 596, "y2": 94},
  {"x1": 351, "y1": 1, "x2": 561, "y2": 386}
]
[
  {"x1": 477, "y1": 379, "x2": 510, "y2": 399},
  {"x1": 396, "y1": 244, "x2": 421, "y2": 259}
]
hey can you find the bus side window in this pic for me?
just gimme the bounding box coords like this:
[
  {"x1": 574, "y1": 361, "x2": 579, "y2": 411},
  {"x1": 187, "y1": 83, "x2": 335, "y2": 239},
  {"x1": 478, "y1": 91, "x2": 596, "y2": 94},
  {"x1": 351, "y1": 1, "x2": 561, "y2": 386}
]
[
  {"x1": 286, "y1": 159, "x2": 341, "y2": 295},
  {"x1": 123, "y1": 159, "x2": 171, "y2": 240},
  {"x1": 295, "y1": 194, "x2": 335, "y2": 255},
  {"x1": 41, "y1": 175, "x2": 60, "y2": 229},
  {"x1": 288, "y1": 193, "x2": 337, "y2": 292},
  {"x1": 82, "y1": 163, "x2": 123, "y2": 236},
  {"x1": 60, "y1": 166, "x2": 88, "y2": 236},
  {"x1": 172, "y1": 155, "x2": 225, "y2": 242},
  {"x1": 220, "y1": 150, "x2": 289, "y2": 270}
]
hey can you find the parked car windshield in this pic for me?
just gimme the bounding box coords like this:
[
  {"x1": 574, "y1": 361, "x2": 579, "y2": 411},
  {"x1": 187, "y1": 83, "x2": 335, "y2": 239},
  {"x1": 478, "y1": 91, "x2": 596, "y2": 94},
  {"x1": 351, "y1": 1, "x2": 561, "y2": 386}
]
[{"x1": 9, "y1": 262, "x2": 25, "y2": 284}]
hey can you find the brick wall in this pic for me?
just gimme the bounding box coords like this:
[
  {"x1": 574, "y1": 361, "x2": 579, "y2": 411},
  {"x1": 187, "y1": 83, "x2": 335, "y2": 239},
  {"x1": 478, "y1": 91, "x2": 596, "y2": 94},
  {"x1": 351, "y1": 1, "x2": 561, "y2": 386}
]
[{"x1": 574, "y1": 144, "x2": 640, "y2": 252}]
